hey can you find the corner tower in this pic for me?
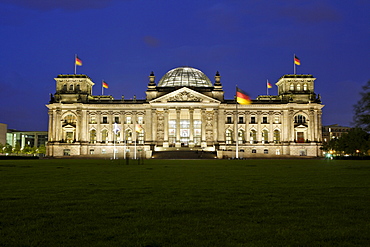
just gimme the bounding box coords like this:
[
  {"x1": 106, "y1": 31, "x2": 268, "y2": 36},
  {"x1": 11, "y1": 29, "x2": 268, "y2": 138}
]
[{"x1": 51, "y1": 74, "x2": 94, "y2": 103}]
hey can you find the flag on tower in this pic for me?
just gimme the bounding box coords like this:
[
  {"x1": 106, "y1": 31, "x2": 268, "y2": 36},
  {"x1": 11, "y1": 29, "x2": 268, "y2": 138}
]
[
  {"x1": 236, "y1": 87, "x2": 252, "y2": 105},
  {"x1": 75, "y1": 56, "x2": 82, "y2": 66},
  {"x1": 102, "y1": 81, "x2": 109, "y2": 88},
  {"x1": 294, "y1": 55, "x2": 301, "y2": 65}
]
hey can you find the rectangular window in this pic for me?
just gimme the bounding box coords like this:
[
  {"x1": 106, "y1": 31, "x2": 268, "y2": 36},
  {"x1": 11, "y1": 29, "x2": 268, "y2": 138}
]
[
  {"x1": 274, "y1": 116, "x2": 280, "y2": 124},
  {"x1": 264, "y1": 149, "x2": 268, "y2": 154},
  {"x1": 252, "y1": 149, "x2": 256, "y2": 153},
  {"x1": 262, "y1": 117, "x2": 268, "y2": 124},
  {"x1": 226, "y1": 116, "x2": 232, "y2": 124},
  {"x1": 137, "y1": 116, "x2": 143, "y2": 124},
  {"x1": 114, "y1": 116, "x2": 119, "y2": 124},
  {"x1": 126, "y1": 116, "x2": 131, "y2": 124},
  {"x1": 102, "y1": 116, "x2": 108, "y2": 124},
  {"x1": 251, "y1": 117, "x2": 256, "y2": 124},
  {"x1": 89, "y1": 149, "x2": 94, "y2": 154},
  {"x1": 63, "y1": 149, "x2": 71, "y2": 156},
  {"x1": 102, "y1": 149, "x2": 106, "y2": 154},
  {"x1": 238, "y1": 116, "x2": 244, "y2": 124}
]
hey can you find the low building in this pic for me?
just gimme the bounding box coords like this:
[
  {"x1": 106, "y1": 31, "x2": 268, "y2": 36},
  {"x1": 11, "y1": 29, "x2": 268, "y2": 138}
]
[
  {"x1": 322, "y1": 124, "x2": 352, "y2": 143},
  {"x1": 6, "y1": 130, "x2": 48, "y2": 149}
]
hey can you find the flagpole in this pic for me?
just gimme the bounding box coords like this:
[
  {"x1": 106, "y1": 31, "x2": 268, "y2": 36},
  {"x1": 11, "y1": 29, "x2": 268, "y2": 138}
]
[
  {"x1": 294, "y1": 54, "x2": 296, "y2": 75},
  {"x1": 267, "y1": 80, "x2": 268, "y2": 95},
  {"x1": 102, "y1": 80, "x2": 104, "y2": 95},
  {"x1": 235, "y1": 86, "x2": 239, "y2": 159}
]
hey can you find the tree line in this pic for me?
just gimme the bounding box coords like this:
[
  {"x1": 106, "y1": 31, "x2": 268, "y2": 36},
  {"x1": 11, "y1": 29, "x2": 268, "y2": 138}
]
[
  {"x1": 323, "y1": 80, "x2": 370, "y2": 156},
  {"x1": 0, "y1": 143, "x2": 46, "y2": 156}
]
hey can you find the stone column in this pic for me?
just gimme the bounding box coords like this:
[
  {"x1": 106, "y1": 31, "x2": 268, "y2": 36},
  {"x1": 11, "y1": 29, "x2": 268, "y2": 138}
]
[
  {"x1": 189, "y1": 108, "x2": 194, "y2": 147},
  {"x1": 76, "y1": 108, "x2": 82, "y2": 142},
  {"x1": 132, "y1": 111, "x2": 137, "y2": 143},
  {"x1": 56, "y1": 108, "x2": 62, "y2": 141},
  {"x1": 48, "y1": 110, "x2": 53, "y2": 142},
  {"x1": 163, "y1": 109, "x2": 169, "y2": 147},
  {"x1": 151, "y1": 109, "x2": 156, "y2": 144},
  {"x1": 269, "y1": 111, "x2": 274, "y2": 143},
  {"x1": 201, "y1": 109, "x2": 206, "y2": 147},
  {"x1": 96, "y1": 111, "x2": 101, "y2": 142},
  {"x1": 176, "y1": 109, "x2": 181, "y2": 147},
  {"x1": 213, "y1": 109, "x2": 218, "y2": 142}
]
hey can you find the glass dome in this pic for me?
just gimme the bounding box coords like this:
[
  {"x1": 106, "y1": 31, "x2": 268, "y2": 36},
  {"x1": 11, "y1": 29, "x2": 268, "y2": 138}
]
[{"x1": 157, "y1": 66, "x2": 212, "y2": 87}]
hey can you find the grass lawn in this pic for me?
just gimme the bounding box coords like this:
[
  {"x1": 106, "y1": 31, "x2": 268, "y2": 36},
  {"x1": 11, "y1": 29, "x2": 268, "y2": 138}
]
[{"x1": 0, "y1": 159, "x2": 369, "y2": 246}]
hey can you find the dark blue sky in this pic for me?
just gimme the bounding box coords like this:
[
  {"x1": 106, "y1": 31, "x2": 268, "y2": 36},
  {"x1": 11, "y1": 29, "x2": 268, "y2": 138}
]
[{"x1": 0, "y1": 0, "x2": 369, "y2": 131}]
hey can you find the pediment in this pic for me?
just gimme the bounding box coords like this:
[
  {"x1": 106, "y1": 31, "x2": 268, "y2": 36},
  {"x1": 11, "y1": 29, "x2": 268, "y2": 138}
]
[{"x1": 149, "y1": 87, "x2": 220, "y2": 104}]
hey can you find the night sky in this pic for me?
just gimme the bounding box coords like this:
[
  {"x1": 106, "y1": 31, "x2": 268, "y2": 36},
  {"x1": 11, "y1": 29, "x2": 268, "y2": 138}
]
[{"x1": 0, "y1": 0, "x2": 369, "y2": 131}]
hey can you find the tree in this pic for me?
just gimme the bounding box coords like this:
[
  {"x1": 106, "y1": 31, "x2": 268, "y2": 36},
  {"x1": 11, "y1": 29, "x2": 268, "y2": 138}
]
[
  {"x1": 337, "y1": 128, "x2": 370, "y2": 156},
  {"x1": 353, "y1": 80, "x2": 370, "y2": 132},
  {"x1": 4, "y1": 144, "x2": 12, "y2": 154}
]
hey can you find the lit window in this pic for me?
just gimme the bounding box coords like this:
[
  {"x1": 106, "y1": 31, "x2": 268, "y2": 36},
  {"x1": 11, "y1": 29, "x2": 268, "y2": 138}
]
[
  {"x1": 126, "y1": 116, "x2": 132, "y2": 124},
  {"x1": 226, "y1": 129, "x2": 233, "y2": 144},
  {"x1": 303, "y1": 84, "x2": 308, "y2": 91},
  {"x1": 290, "y1": 84, "x2": 294, "y2": 91},
  {"x1": 138, "y1": 116, "x2": 143, "y2": 124}
]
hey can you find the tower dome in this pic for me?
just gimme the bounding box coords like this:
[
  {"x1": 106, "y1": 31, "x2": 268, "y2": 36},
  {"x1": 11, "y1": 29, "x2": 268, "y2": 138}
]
[{"x1": 157, "y1": 66, "x2": 212, "y2": 87}]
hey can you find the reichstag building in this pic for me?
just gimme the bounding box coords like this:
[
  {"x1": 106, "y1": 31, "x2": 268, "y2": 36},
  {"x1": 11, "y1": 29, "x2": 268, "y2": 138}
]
[{"x1": 46, "y1": 66, "x2": 324, "y2": 158}]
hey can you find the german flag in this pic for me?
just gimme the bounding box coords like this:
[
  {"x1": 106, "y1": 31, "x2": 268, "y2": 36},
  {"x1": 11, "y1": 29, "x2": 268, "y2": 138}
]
[
  {"x1": 236, "y1": 87, "x2": 251, "y2": 105},
  {"x1": 267, "y1": 81, "x2": 272, "y2": 88},
  {"x1": 102, "y1": 81, "x2": 109, "y2": 88},
  {"x1": 294, "y1": 55, "x2": 300, "y2": 65},
  {"x1": 75, "y1": 56, "x2": 82, "y2": 66}
]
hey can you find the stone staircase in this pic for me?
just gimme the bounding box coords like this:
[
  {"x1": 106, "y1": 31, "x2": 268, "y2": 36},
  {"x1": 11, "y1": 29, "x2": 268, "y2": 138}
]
[{"x1": 152, "y1": 150, "x2": 217, "y2": 159}]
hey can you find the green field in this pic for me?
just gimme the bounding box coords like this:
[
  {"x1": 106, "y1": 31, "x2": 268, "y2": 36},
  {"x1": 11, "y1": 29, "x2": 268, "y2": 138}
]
[{"x1": 1, "y1": 159, "x2": 369, "y2": 246}]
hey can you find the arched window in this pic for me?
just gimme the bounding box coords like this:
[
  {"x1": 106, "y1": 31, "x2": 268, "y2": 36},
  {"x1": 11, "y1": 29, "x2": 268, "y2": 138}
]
[
  {"x1": 303, "y1": 84, "x2": 308, "y2": 91},
  {"x1": 137, "y1": 129, "x2": 144, "y2": 144},
  {"x1": 63, "y1": 114, "x2": 77, "y2": 126},
  {"x1": 226, "y1": 129, "x2": 233, "y2": 144},
  {"x1": 69, "y1": 84, "x2": 74, "y2": 91},
  {"x1": 297, "y1": 84, "x2": 301, "y2": 91},
  {"x1": 63, "y1": 84, "x2": 67, "y2": 91},
  {"x1": 290, "y1": 84, "x2": 294, "y2": 91},
  {"x1": 294, "y1": 115, "x2": 306, "y2": 124},
  {"x1": 274, "y1": 130, "x2": 281, "y2": 143},
  {"x1": 262, "y1": 130, "x2": 268, "y2": 143},
  {"x1": 114, "y1": 131, "x2": 120, "y2": 143},
  {"x1": 238, "y1": 129, "x2": 244, "y2": 144},
  {"x1": 90, "y1": 129, "x2": 97, "y2": 143},
  {"x1": 125, "y1": 129, "x2": 132, "y2": 143},
  {"x1": 76, "y1": 84, "x2": 80, "y2": 91},
  {"x1": 101, "y1": 129, "x2": 108, "y2": 143},
  {"x1": 250, "y1": 130, "x2": 257, "y2": 143}
]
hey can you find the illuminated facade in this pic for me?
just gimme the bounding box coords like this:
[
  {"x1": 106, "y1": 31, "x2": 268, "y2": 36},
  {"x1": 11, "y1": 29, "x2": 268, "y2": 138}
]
[{"x1": 46, "y1": 66, "x2": 324, "y2": 158}]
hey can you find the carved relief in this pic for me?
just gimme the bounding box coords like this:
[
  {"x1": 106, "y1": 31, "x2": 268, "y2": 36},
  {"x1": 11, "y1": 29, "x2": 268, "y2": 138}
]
[
  {"x1": 206, "y1": 130, "x2": 213, "y2": 141},
  {"x1": 156, "y1": 111, "x2": 164, "y2": 141},
  {"x1": 168, "y1": 91, "x2": 202, "y2": 102},
  {"x1": 205, "y1": 111, "x2": 214, "y2": 128}
]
